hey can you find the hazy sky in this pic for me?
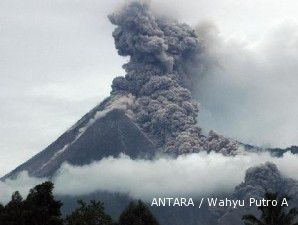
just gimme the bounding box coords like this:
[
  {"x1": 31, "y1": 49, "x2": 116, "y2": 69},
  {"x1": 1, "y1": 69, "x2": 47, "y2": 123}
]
[{"x1": 1, "y1": 0, "x2": 298, "y2": 176}]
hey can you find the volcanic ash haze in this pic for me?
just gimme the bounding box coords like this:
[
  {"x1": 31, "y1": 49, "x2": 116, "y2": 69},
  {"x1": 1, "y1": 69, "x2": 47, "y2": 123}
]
[{"x1": 107, "y1": 1, "x2": 238, "y2": 155}]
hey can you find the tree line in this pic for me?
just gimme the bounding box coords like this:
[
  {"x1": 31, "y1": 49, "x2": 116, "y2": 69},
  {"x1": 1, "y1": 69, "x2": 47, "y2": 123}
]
[
  {"x1": 0, "y1": 181, "x2": 297, "y2": 225},
  {"x1": 0, "y1": 181, "x2": 160, "y2": 225}
]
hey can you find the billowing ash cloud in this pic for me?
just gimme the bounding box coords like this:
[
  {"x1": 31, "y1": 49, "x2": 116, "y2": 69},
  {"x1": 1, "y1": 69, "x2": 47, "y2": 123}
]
[
  {"x1": 234, "y1": 162, "x2": 298, "y2": 201},
  {"x1": 105, "y1": 1, "x2": 237, "y2": 154},
  {"x1": 1, "y1": 152, "x2": 298, "y2": 203}
]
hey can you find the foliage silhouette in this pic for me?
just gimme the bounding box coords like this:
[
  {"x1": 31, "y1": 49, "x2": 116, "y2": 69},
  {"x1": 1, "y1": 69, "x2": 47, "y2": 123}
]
[
  {"x1": 242, "y1": 192, "x2": 298, "y2": 225},
  {"x1": 0, "y1": 182, "x2": 63, "y2": 225},
  {"x1": 119, "y1": 200, "x2": 159, "y2": 225},
  {"x1": 65, "y1": 200, "x2": 115, "y2": 225},
  {"x1": 0, "y1": 183, "x2": 161, "y2": 225}
]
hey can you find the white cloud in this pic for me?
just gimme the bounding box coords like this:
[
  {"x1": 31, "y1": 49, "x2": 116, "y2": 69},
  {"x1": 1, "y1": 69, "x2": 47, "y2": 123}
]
[
  {"x1": 1, "y1": 152, "x2": 297, "y2": 204},
  {"x1": 0, "y1": 172, "x2": 46, "y2": 203}
]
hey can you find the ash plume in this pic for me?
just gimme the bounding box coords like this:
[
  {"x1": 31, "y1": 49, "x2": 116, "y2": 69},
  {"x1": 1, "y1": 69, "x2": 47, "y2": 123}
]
[
  {"x1": 233, "y1": 162, "x2": 298, "y2": 204},
  {"x1": 107, "y1": 1, "x2": 237, "y2": 154}
]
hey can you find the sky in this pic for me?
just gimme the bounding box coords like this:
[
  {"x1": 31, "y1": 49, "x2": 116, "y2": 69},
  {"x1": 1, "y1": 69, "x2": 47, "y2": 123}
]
[{"x1": 1, "y1": 0, "x2": 298, "y2": 176}]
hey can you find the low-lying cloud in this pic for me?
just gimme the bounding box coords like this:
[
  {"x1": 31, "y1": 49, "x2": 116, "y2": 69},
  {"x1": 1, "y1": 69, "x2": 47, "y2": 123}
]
[
  {"x1": 1, "y1": 152, "x2": 298, "y2": 204},
  {"x1": 0, "y1": 172, "x2": 46, "y2": 203}
]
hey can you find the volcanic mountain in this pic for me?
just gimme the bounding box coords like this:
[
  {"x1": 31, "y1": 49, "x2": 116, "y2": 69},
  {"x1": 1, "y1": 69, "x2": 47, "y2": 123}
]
[
  {"x1": 2, "y1": 1, "x2": 238, "y2": 180},
  {"x1": 2, "y1": 2, "x2": 298, "y2": 225},
  {"x1": 2, "y1": 96, "x2": 156, "y2": 180}
]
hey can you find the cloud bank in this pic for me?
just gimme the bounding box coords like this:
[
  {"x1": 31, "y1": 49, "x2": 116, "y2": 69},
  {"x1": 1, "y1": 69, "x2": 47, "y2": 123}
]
[
  {"x1": 194, "y1": 22, "x2": 298, "y2": 148},
  {"x1": 1, "y1": 152, "x2": 298, "y2": 203}
]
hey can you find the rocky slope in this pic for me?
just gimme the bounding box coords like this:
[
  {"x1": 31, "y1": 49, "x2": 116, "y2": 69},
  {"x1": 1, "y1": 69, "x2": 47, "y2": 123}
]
[{"x1": 2, "y1": 96, "x2": 156, "y2": 180}]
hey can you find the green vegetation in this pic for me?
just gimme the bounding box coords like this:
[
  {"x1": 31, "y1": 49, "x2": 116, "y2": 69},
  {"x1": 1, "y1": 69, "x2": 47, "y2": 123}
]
[{"x1": 0, "y1": 182, "x2": 159, "y2": 225}]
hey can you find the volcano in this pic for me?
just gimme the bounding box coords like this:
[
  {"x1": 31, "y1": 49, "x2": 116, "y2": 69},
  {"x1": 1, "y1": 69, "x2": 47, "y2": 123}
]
[
  {"x1": 2, "y1": 2, "x2": 298, "y2": 225},
  {"x1": 2, "y1": 96, "x2": 156, "y2": 180},
  {"x1": 2, "y1": 1, "x2": 239, "y2": 180}
]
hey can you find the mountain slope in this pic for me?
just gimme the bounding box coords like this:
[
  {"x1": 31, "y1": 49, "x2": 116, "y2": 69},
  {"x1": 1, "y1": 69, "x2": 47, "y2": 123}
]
[{"x1": 2, "y1": 98, "x2": 156, "y2": 180}]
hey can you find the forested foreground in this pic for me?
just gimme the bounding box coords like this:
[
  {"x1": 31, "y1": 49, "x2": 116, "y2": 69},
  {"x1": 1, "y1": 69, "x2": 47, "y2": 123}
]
[
  {"x1": 0, "y1": 181, "x2": 297, "y2": 225},
  {"x1": 0, "y1": 181, "x2": 160, "y2": 225}
]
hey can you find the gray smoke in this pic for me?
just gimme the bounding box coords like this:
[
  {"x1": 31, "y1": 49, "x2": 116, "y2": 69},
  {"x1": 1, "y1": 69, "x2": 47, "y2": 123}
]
[
  {"x1": 219, "y1": 162, "x2": 298, "y2": 225},
  {"x1": 192, "y1": 21, "x2": 298, "y2": 148},
  {"x1": 107, "y1": 1, "x2": 237, "y2": 154},
  {"x1": 234, "y1": 162, "x2": 298, "y2": 201}
]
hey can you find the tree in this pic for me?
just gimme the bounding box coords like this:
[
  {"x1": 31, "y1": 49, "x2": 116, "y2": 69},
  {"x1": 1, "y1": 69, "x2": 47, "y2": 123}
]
[
  {"x1": 0, "y1": 203, "x2": 4, "y2": 214},
  {"x1": 0, "y1": 182, "x2": 63, "y2": 225},
  {"x1": 65, "y1": 200, "x2": 114, "y2": 225},
  {"x1": 0, "y1": 191, "x2": 25, "y2": 225},
  {"x1": 24, "y1": 181, "x2": 63, "y2": 225},
  {"x1": 119, "y1": 200, "x2": 159, "y2": 225},
  {"x1": 0, "y1": 203, "x2": 4, "y2": 225},
  {"x1": 242, "y1": 192, "x2": 298, "y2": 225}
]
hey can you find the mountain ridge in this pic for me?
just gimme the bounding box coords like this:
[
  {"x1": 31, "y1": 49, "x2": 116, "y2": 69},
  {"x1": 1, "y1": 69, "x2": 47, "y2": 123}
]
[{"x1": 2, "y1": 99, "x2": 156, "y2": 180}]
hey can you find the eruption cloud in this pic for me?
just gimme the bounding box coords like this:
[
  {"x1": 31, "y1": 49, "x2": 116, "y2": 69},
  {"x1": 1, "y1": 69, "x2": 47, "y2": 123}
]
[{"x1": 106, "y1": 1, "x2": 237, "y2": 155}]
